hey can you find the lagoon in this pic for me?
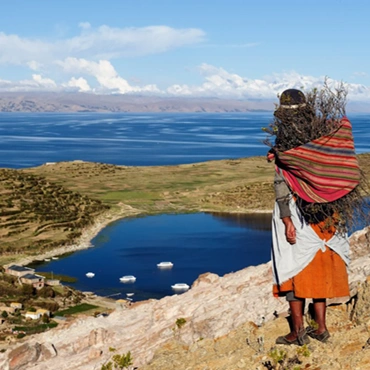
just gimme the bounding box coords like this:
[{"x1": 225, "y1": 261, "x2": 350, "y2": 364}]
[{"x1": 30, "y1": 212, "x2": 272, "y2": 301}]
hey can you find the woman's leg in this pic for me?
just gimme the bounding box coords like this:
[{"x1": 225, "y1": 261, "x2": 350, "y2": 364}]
[
  {"x1": 285, "y1": 299, "x2": 305, "y2": 340},
  {"x1": 312, "y1": 298, "x2": 327, "y2": 334},
  {"x1": 276, "y1": 292, "x2": 309, "y2": 345}
]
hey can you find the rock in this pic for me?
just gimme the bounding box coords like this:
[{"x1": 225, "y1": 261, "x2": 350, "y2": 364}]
[
  {"x1": 88, "y1": 347, "x2": 103, "y2": 360},
  {"x1": 8, "y1": 343, "x2": 41, "y2": 370},
  {"x1": 39, "y1": 343, "x2": 57, "y2": 361}
]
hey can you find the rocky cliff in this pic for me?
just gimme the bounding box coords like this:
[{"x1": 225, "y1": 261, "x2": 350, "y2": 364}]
[{"x1": 1, "y1": 226, "x2": 370, "y2": 370}]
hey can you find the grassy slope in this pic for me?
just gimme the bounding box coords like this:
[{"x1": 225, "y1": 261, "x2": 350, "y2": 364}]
[{"x1": 1, "y1": 153, "x2": 369, "y2": 263}]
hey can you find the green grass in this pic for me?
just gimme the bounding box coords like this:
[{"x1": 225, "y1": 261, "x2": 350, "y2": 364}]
[
  {"x1": 54, "y1": 303, "x2": 99, "y2": 316},
  {"x1": 14, "y1": 322, "x2": 58, "y2": 334},
  {"x1": 36, "y1": 272, "x2": 77, "y2": 283}
]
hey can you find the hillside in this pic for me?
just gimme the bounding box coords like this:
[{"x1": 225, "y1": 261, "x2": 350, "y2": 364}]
[
  {"x1": 0, "y1": 168, "x2": 108, "y2": 262},
  {"x1": 0, "y1": 92, "x2": 273, "y2": 113},
  {"x1": 0, "y1": 92, "x2": 369, "y2": 113}
]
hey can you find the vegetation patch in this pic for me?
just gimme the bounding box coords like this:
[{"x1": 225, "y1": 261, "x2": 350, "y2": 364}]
[
  {"x1": 14, "y1": 322, "x2": 58, "y2": 334},
  {"x1": 36, "y1": 272, "x2": 77, "y2": 283},
  {"x1": 54, "y1": 303, "x2": 99, "y2": 316}
]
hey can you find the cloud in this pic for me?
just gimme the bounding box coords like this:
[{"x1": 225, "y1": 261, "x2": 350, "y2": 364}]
[
  {"x1": 0, "y1": 74, "x2": 57, "y2": 92},
  {"x1": 352, "y1": 71, "x2": 368, "y2": 78},
  {"x1": 64, "y1": 77, "x2": 91, "y2": 92},
  {"x1": 58, "y1": 57, "x2": 160, "y2": 94},
  {"x1": 1, "y1": 59, "x2": 370, "y2": 101},
  {"x1": 78, "y1": 22, "x2": 91, "y2": 30},
  {"x1": 0, "y1": 25, "x2": 205, "y2": 66},
  {"x1": 166, "y1": 64, "x2": 370, "y2": 101},
  {"x1": 27, "y1": 61, "x2": 43, "y2": 71}
]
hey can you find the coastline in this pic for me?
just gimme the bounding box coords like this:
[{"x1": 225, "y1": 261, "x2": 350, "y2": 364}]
[
  {"x1": 10, "y1": 205, "x2": 273, "y2": 268},
  {"x1": 10, "y1": 204, "x2": 143, "y2": 268}
]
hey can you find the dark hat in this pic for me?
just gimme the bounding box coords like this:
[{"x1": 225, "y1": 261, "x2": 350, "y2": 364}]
[{"x1": 279, "y1": 89, "x2": 306, "y2": 109}]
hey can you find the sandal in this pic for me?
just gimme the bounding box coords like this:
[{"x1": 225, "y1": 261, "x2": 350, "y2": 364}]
[
  {"x1": 276, "y1": 329, "x2": 310, "y2": 346},
  {"x1": 307, "y1": 329, "x2": 330, "y2": 343}
]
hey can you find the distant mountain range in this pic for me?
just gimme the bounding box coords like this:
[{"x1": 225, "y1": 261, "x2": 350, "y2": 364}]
[{"x1": 0, "y1": 92, "x2": 369, "y2": 113}]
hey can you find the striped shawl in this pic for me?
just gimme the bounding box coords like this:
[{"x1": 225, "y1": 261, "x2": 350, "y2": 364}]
[{"x1": 276, "y1": 117, "x2": 360, "y2": 203}]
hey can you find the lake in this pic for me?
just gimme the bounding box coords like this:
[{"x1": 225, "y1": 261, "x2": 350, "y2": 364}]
[
  {"x1": 30, "y1": 212, "x2": 272, "y2": 301},
  {"x1": 1, "y1": 112, "x2": 369, "y2": 169},
  {"x1": 2, "y1": 112, "x2": 369, "y2": 300}
]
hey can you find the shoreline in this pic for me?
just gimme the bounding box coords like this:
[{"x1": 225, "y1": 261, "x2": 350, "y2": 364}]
[
  {"x1": 10, "y1": 204, "x2": 143, "y2": 268},
  {"x1": 10, "y1": 206, "x2": 273, "y2": 268}
]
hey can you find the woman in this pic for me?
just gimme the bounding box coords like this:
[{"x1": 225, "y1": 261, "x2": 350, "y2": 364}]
[{"x1": 268, "y1": 88, "x2": 362, "y2": 345}]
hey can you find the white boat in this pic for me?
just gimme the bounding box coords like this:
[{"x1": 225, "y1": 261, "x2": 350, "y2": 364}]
[
  {"x1": 44, "y1": 258, "x2": 51, "y2": 262},
  {"x1": 126, "y1": 293, "x2": 135, "y2": 297},
  {"x1": 171, "y1": 283, "x2": 190, "y2": 291},
  {"x1": 157, "y1": 261, "x2": 174, "y2": 269},
  {"x1": 52, "y1": 257, "x2": 59, "y2": 260},
  {"x1": 120, "y1": 275, "x2": 136, "y2": 283},
  {"x1": 85, "y1": 272, "x2": 95, "y2": 278}
]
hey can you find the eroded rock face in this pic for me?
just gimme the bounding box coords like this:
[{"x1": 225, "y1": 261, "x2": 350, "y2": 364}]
[
  {"x1": 1, "y1": 230, "x2": 370, "y2": 370},
  {"x1": 350, "y1": 226, "x2": 370, "y2": 259},
  {"x1": 8, "y1": 343, "x2": 41, "y2": 370}
]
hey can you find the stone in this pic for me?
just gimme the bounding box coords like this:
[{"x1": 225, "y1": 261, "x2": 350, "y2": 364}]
[{"x1": 8, "y1": 343, "x2": 41, "y2": 370}]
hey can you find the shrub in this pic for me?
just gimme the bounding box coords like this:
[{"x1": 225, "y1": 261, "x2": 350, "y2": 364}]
[
  {"x1": 101, "y1": 351, "x2": 133, "y2": 370},
  {"x1": 1, "y1": 311, "x2": 8, "y2": 319},
  {"x1": 175, "y1": 317, "x2": 186, "y2": 329}
]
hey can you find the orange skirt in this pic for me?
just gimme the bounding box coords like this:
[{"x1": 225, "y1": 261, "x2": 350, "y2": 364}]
[{"x1": 273, "y1": 222, "x2": 349, "y2": 299}]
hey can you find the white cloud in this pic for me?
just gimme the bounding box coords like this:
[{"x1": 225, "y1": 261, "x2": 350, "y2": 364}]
[
  {"x1": 0, "y1": 25, "x2": 205, "y2": 66},
  {"x1": 78, "y1": 22, "x2": 91, "y2": 30},
  {"x1": 1, "y1": 59, "x2": 370, "y2": 102},
  {"x1": 166, "y1": 64, "x2": 370, "y2": 101},
  {"x1": 352, "y1": 71, "x2": 368, "y2": 77},
  {"x1": 58, "y1": 57, "x2": 160, "y2": 94},
  {"x1": 0, "y1": 74, "x2": 57, "y2": 92},
  {"x1": 27, "y1": 60, "x2": 43, "y2": 71},
  {"x1": 31, "y1": 74, "x2": 57, "y2": 88},
  {"x1": 65, "y1": 77, "x2": 91, "y2": 92}
]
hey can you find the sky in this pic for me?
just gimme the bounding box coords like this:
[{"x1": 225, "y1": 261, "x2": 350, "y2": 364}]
[{"x1": 1, "y1": 0, "x2": 370, "y2": 100}]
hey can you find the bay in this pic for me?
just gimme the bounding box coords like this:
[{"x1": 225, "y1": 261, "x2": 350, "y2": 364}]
[{"x1": 30, "y1": 212, "x2": 272, "y2": 301}]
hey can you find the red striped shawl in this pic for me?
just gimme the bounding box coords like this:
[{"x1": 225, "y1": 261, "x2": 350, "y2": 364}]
[{"x1": 276, "y1": 117, "x2": 360, "y2": 203}]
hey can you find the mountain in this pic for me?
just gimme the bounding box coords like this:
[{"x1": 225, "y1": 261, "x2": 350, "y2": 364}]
[
  {"x1": 0, "y1": 92, "x2": 369, "y2": 113},
  {"x1": 0, "y1": 92, "x2": 275, "y2": 113}
]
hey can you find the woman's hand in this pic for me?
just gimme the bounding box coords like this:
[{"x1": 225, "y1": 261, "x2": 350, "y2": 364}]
[
  {"x1": 267, "y1": 149, "x2": 275, "y2": 162},
  {"x1": 281, "y1": 217, "x2": 296, "y2": 244}
]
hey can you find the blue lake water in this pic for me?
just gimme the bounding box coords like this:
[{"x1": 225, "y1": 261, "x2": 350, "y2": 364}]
[
  {"x1": 30, "y1": 212, "x2": 272, "y2": 301},
  {"x1": 2, "y1": 112, "x2": 369, "y2": 301},
  {"x1": 1, "y1": 112, "x2": 369, "y2": 169}
]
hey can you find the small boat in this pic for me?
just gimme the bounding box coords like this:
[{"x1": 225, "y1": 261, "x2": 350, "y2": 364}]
[
  {"x1": 157, "y1": 261, "x2": 174, "y2": 269},
  {"x1": 171, "y1": 283, "x2": 190, "y2": 291},
  {"x1": 85, "y1": 272, "x2": 95, "y2": 278},
  {"x1": 52, "y1": 257, "x2": 59, "y2": 260},
  {"x1": 44, "y1": 258, "x2": 51, "y2": 262},
  {"x1": 126, "y1": 293, "x2": 135, "y2": 297},
  {"x1": 120, "y1": 275, "x2": 136, "y2": 283}
]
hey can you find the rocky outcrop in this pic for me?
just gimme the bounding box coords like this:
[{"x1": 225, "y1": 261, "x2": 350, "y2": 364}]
[{"x1": 1, "y1": 227, "x2": 370, "y2": 370}]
